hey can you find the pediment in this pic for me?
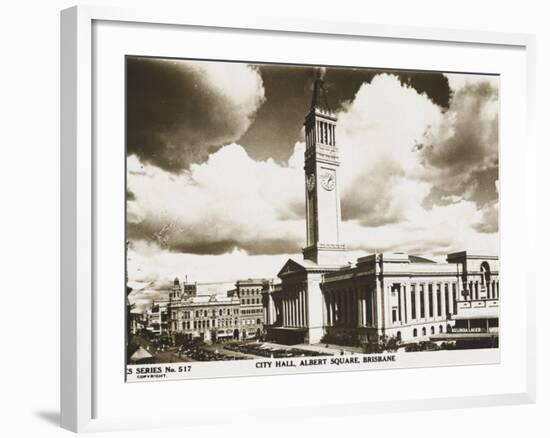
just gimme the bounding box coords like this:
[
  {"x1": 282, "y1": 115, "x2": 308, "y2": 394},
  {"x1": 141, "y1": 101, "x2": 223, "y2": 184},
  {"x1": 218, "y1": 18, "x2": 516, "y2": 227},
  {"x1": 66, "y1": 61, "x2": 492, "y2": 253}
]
[{"x1": 277, "y1": 258, "x2": 307, "y2": 277}]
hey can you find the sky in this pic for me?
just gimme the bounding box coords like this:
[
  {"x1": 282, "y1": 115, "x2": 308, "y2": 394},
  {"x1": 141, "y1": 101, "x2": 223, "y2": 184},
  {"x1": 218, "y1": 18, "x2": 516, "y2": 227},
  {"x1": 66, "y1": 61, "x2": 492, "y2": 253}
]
[{"x1": 126, "y1": 56, "x2": 499, "y2": 307}]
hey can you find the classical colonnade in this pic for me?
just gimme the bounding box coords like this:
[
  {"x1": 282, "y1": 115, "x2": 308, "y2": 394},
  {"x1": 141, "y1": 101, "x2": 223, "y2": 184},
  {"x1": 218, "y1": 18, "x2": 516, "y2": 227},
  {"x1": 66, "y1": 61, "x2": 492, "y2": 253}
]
[
  {"x1": 266, "y1": 287, "x2": 308, "y2": 328},
  {"x1": 264, "y1": 277, "x2": 500, "y2": 331},
  {"x1": 323, "y1": 288, "x2": 375, "y2": 328},
  {"x1": 465, "y1": 279, "x2": 500, "y2": 300}
]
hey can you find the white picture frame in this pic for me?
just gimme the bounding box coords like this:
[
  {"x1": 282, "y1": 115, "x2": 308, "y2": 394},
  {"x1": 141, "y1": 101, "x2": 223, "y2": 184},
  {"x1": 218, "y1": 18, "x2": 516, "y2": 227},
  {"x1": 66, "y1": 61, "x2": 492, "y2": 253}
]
[{"x1": 60, "y1": 4, "x2": 537, "y2": 433}]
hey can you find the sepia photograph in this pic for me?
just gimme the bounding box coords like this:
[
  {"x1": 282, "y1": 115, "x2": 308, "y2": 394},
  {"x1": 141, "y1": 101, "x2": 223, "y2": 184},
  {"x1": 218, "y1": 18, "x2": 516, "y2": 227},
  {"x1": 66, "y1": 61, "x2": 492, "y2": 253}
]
[{"x1": 125, "y1": 56, "x2": 500, "y2": 380}]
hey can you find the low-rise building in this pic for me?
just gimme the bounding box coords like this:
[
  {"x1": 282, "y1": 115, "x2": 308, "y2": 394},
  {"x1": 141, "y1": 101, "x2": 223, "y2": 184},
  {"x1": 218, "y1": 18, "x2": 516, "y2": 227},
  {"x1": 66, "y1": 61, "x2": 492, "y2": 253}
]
[
  {"x1": 145, "y1": 300, "x2": 170, "y2": 336},
  {"x1": 168, "y1": 285, "x2": 241, "y2": 343}
]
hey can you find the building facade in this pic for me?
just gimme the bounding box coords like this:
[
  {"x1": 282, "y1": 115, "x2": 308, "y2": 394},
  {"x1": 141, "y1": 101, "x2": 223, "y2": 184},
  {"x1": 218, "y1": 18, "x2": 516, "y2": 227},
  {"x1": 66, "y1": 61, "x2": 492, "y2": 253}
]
[
  {"x1": 233, "y1": 279, "x2": 266, "y2": 339},
  {"x1": 166, "y1": 278, "x2": 268, "y2": 343},
  {"x1": 167, "y1": 286, "x2": 241, "y2": 343},
  {"x1": 263, "y1": 79, "x2": 500, "y2": 347},
  {"x1": 145, "y1": 300, "x2": 169, "y2": 336}
]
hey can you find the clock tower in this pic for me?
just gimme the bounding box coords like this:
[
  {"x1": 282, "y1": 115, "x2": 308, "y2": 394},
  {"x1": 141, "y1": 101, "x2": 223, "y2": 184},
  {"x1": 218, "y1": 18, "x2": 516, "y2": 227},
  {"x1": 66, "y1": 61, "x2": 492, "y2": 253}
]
[{"x1": 303, "y1": 78, "x2": 346, "y2": 265}]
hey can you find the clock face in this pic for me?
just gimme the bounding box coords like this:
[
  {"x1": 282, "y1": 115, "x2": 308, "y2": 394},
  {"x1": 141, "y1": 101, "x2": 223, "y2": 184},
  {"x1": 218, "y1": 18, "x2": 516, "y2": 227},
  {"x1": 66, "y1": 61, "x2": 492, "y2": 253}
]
[
  {"x1": 320, "y1": 171, "x2": 335, "y2": 191},
  {"x1": 306, "y1": 174, "x2": 315, "y2": 192}
]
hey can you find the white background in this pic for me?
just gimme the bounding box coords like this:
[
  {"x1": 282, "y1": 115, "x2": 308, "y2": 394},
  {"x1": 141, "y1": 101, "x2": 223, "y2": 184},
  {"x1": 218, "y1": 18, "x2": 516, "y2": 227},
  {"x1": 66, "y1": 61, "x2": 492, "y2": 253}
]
[{"x1": 1, "y1": 0, "x2": 547, "y2": 437}]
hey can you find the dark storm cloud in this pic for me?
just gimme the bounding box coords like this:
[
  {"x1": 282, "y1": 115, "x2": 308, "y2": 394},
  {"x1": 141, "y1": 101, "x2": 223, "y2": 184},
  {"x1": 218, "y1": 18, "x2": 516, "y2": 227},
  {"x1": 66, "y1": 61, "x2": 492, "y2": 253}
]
[
  {"x1": 128, "y1": 220, "x2": 301, "y2": 256},
  {"x1": 126, "y1": 57, "x2": 264, "y2": 172},
  {"x1": 397, "y1": 73, "x2": 451, "y2": 109},
  {"x1": 239, "y1": 64, "x2": 450, "y2": 163},
  {"x1": 418, "y1": 80, "x2": 499, "y2": 220}
]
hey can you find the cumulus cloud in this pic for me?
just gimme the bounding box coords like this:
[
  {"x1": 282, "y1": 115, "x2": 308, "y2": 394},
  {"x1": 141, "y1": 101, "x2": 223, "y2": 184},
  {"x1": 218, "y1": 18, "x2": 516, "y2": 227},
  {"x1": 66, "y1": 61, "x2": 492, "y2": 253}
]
[
  {"x1": 417, "y1": 75, "x2": 499, "y2": 232},
  {"x1": 127, "y1": 57, "x2": 265, "y2": 172},
  {"x1": 127, "y1": 143, "x2": 305, "y2": 256},
  {"x1": 337, "y1": 74, "x2": 442, "y2": 226}
]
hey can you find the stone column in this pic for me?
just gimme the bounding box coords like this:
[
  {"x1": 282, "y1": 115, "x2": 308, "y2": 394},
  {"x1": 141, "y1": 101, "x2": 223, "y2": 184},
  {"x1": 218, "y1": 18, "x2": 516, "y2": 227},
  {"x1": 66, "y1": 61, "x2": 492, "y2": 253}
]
[
  {"x1": 297, "y1": 290, "x2": 301, "y2": 328},
  {"x1": 327, "y1": 292, "x2": 332, "y2": 326},
  {"x1": 423, "y1": 284, "x2": 429, "y2": 320},
  {"x1": 304, "y1": 290, "x2": 308, "y2": 327},
  {"x1": 399, "y1": 284, "x2": 408, "y2": 323},
  {"x1": 357, "y1": 288, "x2": 363, "y2": 327},
  {"x1": 333, "y1": 292, "x2": 338, "y2": 326},
  {"x1": 406, "y1": 285, "x2": 413, "y2": 322},
  {"x1": 350, "y1": 290, "x2": 354, "y2": 326},
  {"x1": 330, "y1": 291, "x2": 338, "y2": 326},
  {"x1": 441, "y1": 284, "x2": 447, "y2": 320},
  {"x1": 361, "y1": 289, "x2": 367, "y2": 326},
  {"x1": 285, "y1": 292, "x2": 290, "y2": 327},
  {"x1": 296, "y1": 290, "x2": 302, "y2": 327},
  {"x1": 302, "y1": 290, "x2": 306, "y2": 327},
  {"x1": 285, "y1": 294, "x2": 289, "y2": 327},
  {"x1": 282, "y1": 294, "x2": 285, "y2": 326},
  {"x1": 290, "y1": 291, "x2": 296, "y2": 327},
  {"x1": 350, "y1": 288, "x2": 358, "y2": 327}
]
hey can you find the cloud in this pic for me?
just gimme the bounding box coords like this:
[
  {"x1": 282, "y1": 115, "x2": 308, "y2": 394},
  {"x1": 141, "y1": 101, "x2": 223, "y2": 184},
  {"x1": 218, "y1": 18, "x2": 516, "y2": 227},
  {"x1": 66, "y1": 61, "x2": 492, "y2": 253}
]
[
  {"x1": 417, "y1": 75, "x2": 499, "y2": 216},
  {"x1": 336, "y1": 73, "x2": 499, "y2": 237},
  {"x1": 127, "y1": 143, "x2": 305, "y2": 256},
  {"x1": 127, "y1": 240, "x2": 293, "y2": 287},
  {"x1": 337, "y1": 74, "x2": 442, "y2": 226},
  {"x1": 126, "y1": 57, "x2": 265, "y2": 172}
]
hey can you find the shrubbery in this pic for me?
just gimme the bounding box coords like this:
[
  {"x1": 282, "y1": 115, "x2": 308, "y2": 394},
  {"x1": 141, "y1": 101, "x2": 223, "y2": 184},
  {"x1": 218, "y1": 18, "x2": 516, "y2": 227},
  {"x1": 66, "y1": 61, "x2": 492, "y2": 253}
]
[
  {"x1": 321, "y1": 332, "x2": 361, "y2": 347},
  {"x1": 405, "y1": 341, "x2": 436, "y2": 352},
  {"x1": 362, "y1": 335, "x2": 400, "y2": 354}
]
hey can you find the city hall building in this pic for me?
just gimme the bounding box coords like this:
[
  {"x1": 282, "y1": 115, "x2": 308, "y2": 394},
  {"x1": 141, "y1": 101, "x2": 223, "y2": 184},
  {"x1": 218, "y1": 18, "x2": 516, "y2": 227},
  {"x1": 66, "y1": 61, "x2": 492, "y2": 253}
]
[{"x1": 263, "y1": 79, "x2": 500, "y2": 347}]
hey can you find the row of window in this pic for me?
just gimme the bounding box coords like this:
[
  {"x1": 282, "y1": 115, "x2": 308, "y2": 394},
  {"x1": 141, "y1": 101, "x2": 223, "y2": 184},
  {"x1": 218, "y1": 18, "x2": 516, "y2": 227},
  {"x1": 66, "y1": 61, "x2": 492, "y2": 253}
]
[
  {"x1": 240, "y1": 288, "x2": 261, "y2": 296},
  {"x1": 241, "y1": 318, "x2": 262, "y2": 326},
  {"x1": 242, "y1": 298, "x2": 261, "y2": 305},
  {"x1": 178, "y1": 319, "x2": 240, "y2": 330},
  {"x1": 394, "y1": 325, "x2": 449, "y2": 340},
  {"x1": 174, "y1": 317, "x2": 263, "y2": 331},
  {"x1": 241, "y1": 308, "x2": 262, "y2": 315},
  {"x1": 411, "y1": 325, "x2": 446, "y2": 337},
  {"x1": 171, "y1": 308, "x2": 240, "y2": 321}
]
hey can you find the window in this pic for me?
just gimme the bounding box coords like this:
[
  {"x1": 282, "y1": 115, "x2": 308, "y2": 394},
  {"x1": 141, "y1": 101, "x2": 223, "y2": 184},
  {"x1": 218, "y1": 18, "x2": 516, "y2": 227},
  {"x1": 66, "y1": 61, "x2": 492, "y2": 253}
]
[
  {"x1": 439, "y1": 325, "x2": 443, "y2": 333},
  {"x1": 420, "y1": 285, "x2": 425, "y2": 318},
  {"x1": 396, "y1": 331, "x2": 401, "y2": 341},
  {"x1": 413, "y1": 328, "x2": 417, "y2": 337},
  {"x1": 392, "y1": 308, "x2": 397, "y2": 323},
  {"x1": 422, "y1": 327, "x2": 426, "y2": 336},
  {"x1": 436, "y1": 284, "x2": 442, "y2": 317},
  {"x1": 430, "y1": 326, "x2": 435, "y2": 335}
]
